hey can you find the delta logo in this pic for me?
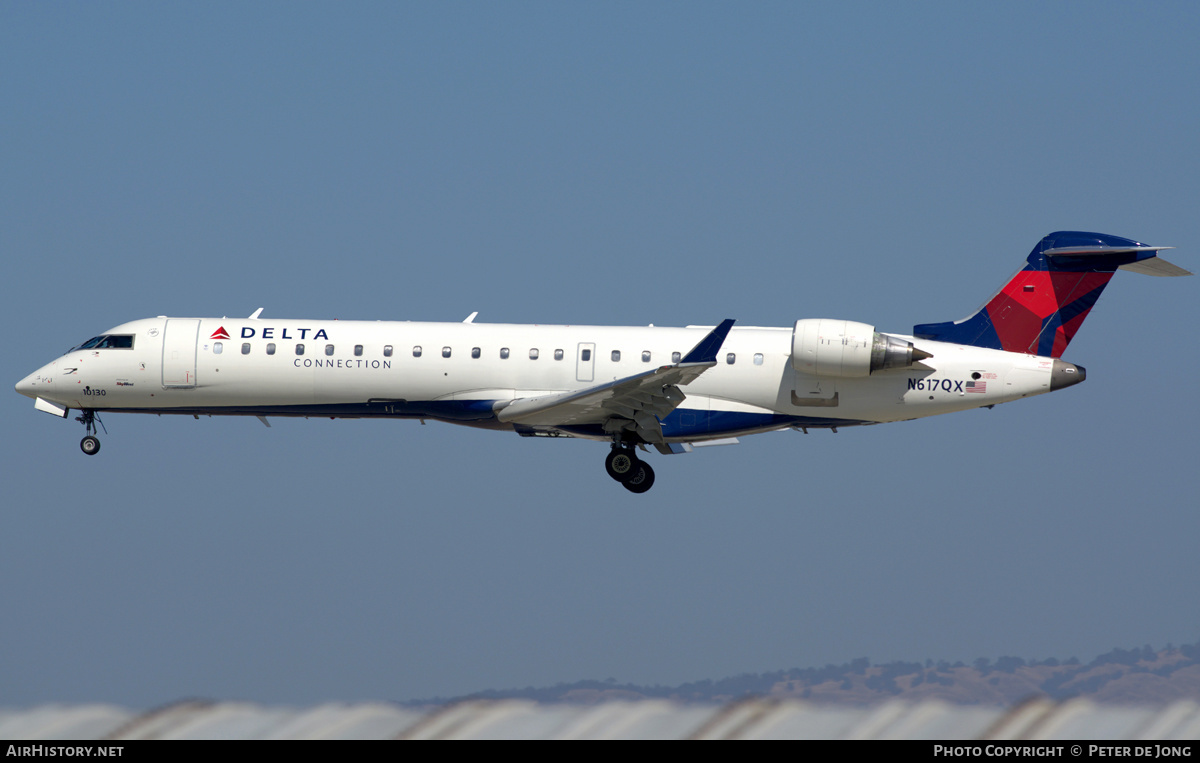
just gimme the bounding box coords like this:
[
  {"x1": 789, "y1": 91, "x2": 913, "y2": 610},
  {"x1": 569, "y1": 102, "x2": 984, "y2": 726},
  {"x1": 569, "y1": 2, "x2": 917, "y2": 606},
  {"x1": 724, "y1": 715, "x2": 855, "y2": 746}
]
[
  {"x1": 211, "y1": 325, "x2": 331, "y2": 341},
  {"x1": 240, "y1": 326, "x2": 330, "y2": 340}
]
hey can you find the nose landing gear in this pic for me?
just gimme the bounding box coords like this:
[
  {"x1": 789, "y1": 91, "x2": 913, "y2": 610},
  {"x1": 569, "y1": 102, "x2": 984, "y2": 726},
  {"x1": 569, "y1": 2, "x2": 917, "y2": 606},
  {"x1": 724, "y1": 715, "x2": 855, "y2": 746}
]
[
  {"x1": 75, "y1": 410, "x2": 105, "y2": 456},
  {"x1": 604, "y1": 443, "x2": 656, "y2": 494}
]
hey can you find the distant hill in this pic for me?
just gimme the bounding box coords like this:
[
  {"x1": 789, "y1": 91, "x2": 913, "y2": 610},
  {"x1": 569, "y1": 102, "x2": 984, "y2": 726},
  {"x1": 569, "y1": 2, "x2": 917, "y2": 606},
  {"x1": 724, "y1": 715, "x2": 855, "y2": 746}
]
[{"x1": 409, "y1": 641, "x2": 1200, "y2": 707}]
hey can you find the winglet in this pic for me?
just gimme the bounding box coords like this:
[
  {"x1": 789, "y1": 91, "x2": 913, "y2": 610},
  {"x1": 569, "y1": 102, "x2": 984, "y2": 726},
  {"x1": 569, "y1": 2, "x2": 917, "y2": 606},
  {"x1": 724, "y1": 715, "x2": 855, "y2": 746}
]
[
  {"x1": 248, "y1": 308, "x2": 264, "y2": 320},
  {"x1": 681, "y1": 319, "x2": 736, "y2": 364}
]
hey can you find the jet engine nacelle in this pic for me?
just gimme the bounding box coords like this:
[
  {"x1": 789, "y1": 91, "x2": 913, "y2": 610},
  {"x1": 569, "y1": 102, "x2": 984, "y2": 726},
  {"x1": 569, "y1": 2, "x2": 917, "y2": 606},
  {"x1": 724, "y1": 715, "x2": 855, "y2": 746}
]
[{"x1": 792, "y1": 319, "x2": 929, "y2": 378}]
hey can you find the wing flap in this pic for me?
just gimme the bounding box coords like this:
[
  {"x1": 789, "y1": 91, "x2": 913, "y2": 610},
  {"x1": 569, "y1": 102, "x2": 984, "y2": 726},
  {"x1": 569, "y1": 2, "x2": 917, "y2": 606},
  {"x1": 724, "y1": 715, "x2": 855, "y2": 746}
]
[
  {"x1": 495, "y1": 319, "x2": 736, "y2": 442},
  {"x1": 496, "y1": 361, "x2": 713, "y2": 427}
]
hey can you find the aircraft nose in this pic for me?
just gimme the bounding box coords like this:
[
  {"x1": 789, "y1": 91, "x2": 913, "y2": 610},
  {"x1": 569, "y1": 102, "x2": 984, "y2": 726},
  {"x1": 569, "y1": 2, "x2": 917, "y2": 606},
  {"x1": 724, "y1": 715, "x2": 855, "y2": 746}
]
[
  {"x1": 16, "y1": 371, "x2": 38, "y2": 398},
  {"x1": 15, "y1": 364, "x2": 56, "y2": 399}
]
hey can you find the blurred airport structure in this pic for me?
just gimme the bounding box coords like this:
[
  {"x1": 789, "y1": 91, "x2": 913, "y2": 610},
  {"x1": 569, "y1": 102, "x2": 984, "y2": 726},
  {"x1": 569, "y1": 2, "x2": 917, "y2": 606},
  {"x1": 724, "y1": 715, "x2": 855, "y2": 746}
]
[{"x1": 3, "y1": 698, "x2": 1199, "y2": 740}]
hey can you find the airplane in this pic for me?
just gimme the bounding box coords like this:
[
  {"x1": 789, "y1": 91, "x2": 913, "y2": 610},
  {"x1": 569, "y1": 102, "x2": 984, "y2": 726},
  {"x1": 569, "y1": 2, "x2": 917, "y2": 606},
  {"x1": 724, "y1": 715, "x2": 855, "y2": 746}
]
[{"x1": 15, "y1": 231, "x2": 1190, "y2": 493}]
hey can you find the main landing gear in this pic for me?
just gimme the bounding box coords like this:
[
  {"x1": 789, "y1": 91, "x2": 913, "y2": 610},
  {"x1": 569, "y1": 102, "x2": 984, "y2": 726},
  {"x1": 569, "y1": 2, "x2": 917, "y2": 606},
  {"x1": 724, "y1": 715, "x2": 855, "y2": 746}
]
[
  {"x1": 604, "y1": 444, "x2": 655, "y2": 494},
  {"x1": 75, "y1": 410, "x2": 105, "y2": 456}
]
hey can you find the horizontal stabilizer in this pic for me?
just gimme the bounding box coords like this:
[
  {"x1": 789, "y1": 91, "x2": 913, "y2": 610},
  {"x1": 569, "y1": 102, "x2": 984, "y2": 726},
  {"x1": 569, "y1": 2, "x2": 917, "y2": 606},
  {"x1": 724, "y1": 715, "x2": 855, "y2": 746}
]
[
  {"x1": 1118, "y1": 256, "x2": 1192, "y2": 277},
  {"x1": 1044, "y1": 243, "x2": 1190, "y2": 276},
  {"x1": 1043, "y1": 244, "x2": 1171, "y2": 257}
]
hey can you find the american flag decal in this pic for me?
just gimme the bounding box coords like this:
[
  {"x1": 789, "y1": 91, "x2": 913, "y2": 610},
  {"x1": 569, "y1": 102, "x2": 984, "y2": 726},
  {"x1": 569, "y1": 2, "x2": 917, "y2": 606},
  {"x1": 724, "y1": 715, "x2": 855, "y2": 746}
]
[{"x1": 966, "y1": 381, "x2": 987, "y2": 393}]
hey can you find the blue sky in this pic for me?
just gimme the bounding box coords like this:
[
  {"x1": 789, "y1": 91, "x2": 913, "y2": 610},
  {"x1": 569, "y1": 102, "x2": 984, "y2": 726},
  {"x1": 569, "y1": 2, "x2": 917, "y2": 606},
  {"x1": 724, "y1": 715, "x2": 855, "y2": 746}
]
[{"x1": 3, "y1": 2, "x2": 1198, "y2": 706}]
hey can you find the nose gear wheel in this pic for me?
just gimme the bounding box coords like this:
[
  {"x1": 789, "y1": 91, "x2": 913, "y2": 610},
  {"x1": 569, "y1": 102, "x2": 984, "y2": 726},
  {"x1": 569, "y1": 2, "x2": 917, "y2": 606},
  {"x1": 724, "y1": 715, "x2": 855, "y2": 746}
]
[{"x1": 75, "y1": 410, "x2": 106, "y2": 456}]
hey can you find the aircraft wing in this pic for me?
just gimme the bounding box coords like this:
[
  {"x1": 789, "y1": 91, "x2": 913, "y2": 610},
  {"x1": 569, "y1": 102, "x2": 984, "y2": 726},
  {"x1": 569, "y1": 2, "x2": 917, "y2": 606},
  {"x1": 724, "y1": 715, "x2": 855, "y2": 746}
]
[{"x1": 495, "y1": 320, "x2": 735, "y2": 443}]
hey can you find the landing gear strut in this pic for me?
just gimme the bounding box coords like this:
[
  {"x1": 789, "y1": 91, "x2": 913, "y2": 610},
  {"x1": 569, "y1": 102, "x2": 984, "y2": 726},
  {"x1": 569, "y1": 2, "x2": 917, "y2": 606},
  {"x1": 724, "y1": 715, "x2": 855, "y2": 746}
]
[
  {"x1": 604, "y1": 443, "x2": 656, "y2": 494},
  {"x1": 75, "y1": 410, "x2": 105, "y2": 456}
]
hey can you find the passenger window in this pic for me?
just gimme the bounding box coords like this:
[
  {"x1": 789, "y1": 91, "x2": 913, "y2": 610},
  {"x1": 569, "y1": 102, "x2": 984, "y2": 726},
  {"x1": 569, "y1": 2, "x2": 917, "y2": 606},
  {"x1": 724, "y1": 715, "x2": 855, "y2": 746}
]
[
  {"x1": 384, "y1": 345, "x2": 393, "y2": 357},
  {"x1": 354, "y1": 345, "x2": 363, "y2": 357},
  {"x1": 754, "y1": 353, "x2": 764, "y2": 366},
  {"x1": 554, "y1": 349, "x2": 564, "y2": 361},
  {"x1": 642, "y1": 350, "x2": 651, "y2": 363},
  {"x1": 296, "y1": 344, "x2": 305, "y2": 356},
  {"x1": 529, "y1": 348, "x2": 539, "y2": 360},
  {"x1": 726, "y1": 353, "x2": 736, "y2": 364},
  {"x1": 581, "y1": 349, "x2": 591, "y2": 361},
  {"x1": 672, "y1": 352, "x2": 681, "y2": 363},
  {"x1": 213, "y1": 342, "x2": 223, "y2": 354},
  {"x1": 500, "y1": 348, "x2": 510, "y2": 359},
  {"x1": 442, "y1": 347, "x2": 452, "y2": 358},
  {"x1": 325, "y1": 344, "x2": 334, "y2": 356},
  {"x1": 471, "y1": 347, "x2": 481, "y2": 359},
  {"x1": 412, "y1": 346, "x2": 422, "y2": 357},
  {"x1": 266, "y1": 343, "x2": 276, "y2": 355},
  {"x1": 611, "y1": 350, "x2": 621, "y2": 362},
  {"x1": 241, "y1": 343, "x2": 251, "y2": 355}
]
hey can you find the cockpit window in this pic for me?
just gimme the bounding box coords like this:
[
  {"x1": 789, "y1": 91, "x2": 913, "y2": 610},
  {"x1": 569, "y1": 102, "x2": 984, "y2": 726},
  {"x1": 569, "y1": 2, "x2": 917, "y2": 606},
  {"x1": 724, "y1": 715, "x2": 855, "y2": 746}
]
[
  {"x1": 71, "y1": 334, "x2": 134, "y2": 351},
  {"x1": 71, "y1": 336, "x2": 105, "y2": 351},
  {"x1": 97, "y1": 335, "x2": 134, "y2": 349}
]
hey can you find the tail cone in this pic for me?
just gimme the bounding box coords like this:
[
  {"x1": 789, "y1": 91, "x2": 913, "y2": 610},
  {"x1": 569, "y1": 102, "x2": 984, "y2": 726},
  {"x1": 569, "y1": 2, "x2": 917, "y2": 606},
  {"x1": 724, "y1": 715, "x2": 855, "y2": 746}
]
[{"x1": 1050, "y1": 360, "x2": 1086, "y2": 391}]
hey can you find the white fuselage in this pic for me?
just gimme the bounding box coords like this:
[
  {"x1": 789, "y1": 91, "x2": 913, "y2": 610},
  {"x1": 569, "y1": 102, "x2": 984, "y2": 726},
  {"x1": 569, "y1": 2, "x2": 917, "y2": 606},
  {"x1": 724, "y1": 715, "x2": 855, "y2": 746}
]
[{"x1": 17, "y1": 316, "x2": 1069, "y2": 443}]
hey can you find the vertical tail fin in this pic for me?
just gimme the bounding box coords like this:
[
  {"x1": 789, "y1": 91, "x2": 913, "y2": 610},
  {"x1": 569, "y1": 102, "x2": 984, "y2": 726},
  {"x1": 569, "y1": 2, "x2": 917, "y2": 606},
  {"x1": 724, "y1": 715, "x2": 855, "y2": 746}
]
[{"x1": 913, "y1": 231, "x2": 1187, "y2": 358}]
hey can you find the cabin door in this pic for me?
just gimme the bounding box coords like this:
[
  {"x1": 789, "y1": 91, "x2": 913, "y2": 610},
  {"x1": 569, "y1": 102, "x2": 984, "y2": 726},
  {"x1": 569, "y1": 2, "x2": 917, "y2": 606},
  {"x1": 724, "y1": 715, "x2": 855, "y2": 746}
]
[{"x1": 162, "y1": 319, "x2": 200, "y2": 388}]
